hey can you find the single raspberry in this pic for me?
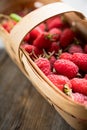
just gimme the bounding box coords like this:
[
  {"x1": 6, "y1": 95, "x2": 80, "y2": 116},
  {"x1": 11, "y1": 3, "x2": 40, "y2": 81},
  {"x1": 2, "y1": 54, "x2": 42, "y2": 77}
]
[
  {"x1": 59, "y1": 52, "x2": 72, "y2": 61},
  {"x1": 24, "y1": 33, "x2": 30, "y2": 42},
  {"x1": 49, "y1": 28, "x2": 62, "y2": 41},
  {"x1": 30, "y1": 26, "x2": 43, "y2": 40},
  {"x1": 71, "y1": 78, "x2": 87, "y2": 96},
  {"x1": 21, "y1": 44, "x2": 43, "y2": 58},
  {"x1": 60, "y1": 28, "x2": 75, "y2": 48},
  {"x1": 35, "y1": 57, "x2": 51, "y2": 76},
  {"x1": 54, "y1": 59, "x2": 79, "y2": 79},
  {"x1": 71, "y1": 92, "x2": 87, "y2": 104},
  {"x1": 47, "y1": 74, "x2": 72, "y2": 93},
  {"x1": 68, "y1": 44, "x2": 83, "y2": 54},
  {"x1": 33, "y1": 32, "x2": 52, "y2": 49},
  {"x1": 38, "y1": 23, "x2": 46, "y2": 31},
  {"x1": 48, "y1": 42, "x2": 60, "y2": 53},
  {"x1": 46, "y1": 16, "x2": 64, "y2": 30},
  {"x1": 72, "y1": 53, "x2": 87, "y2": 72}
]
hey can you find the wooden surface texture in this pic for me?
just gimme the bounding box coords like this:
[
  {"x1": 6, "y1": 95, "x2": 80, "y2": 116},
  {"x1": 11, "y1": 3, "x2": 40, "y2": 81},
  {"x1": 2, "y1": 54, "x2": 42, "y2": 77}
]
[{"x1": 0, "y1": 49, "x2": 74, "y2": 130}]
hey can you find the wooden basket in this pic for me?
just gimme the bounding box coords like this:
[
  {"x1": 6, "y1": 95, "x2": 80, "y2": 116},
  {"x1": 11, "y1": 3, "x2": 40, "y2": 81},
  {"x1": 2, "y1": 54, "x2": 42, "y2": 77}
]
[{"x1": 0, "y1": 0, "x2": 87, "y2": 130}]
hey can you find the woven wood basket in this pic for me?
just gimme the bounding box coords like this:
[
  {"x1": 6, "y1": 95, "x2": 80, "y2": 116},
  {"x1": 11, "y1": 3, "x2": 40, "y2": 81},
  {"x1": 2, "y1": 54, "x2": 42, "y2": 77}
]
[{"x1": 0, "y1": 0, "x2": 87, "y2": 130}]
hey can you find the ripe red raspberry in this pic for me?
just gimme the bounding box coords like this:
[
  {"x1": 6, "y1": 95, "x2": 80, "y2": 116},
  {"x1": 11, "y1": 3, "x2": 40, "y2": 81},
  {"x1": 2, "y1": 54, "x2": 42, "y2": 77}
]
[
  {"x1": 2, "y1": 20, "x2": 16, "y2": 32},
  {"x1": 33, "y1": 32, "x2": 52, "y2": 49},
  {"x1": 47, "y1": 74, "x2": 72, "y2": 92},
  {"x1": 68, "y1": 44, "x2": 83, "y2": 54},
  {"x1": 60, "y1": 28, "x2": 75, "y2": 48},
  {"x1": 48, "y1": 42, "x2": 60, "y2": 53},
  {"x1": 72, "y1": 53, "x2": 87, "y2": 72},
  {"x1": 54, "y1": 59, "x2": 79, "y2": 79},
  {"x1": 30, "y1": 26, "x2": 43, "y2": 40},
  {"x1": 59, "y1": 52, "x2": 72, "y2": 61},
  {"x1": 71, "y1": 92, "x2": 87, "y2": 104},
  {"x1": 35, "y1": 57, "x2": 51, "y2": 76},
  {"x1": 71, "y1": 78, "x2": 87, "y2": 96},
  {"x1": 21, "y1": 44, "x2": 43, "y2": 57},
  {"x1": 38, "y1": 23, "x2": 46, "y2": 31},
  {"x1": 49, "y1": 28, "x2": 62, "y2": 41},
  {"x1": 24, "y1": 33, "x2": 30, "y2": 42},
  {"x1": 46, "y1": 16, "x2": 64, "y2": 30}
]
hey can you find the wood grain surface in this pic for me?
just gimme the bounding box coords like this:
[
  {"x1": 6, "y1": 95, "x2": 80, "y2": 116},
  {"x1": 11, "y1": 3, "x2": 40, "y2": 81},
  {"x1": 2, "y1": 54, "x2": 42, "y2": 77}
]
[{"x1": 0, "y1": 49, "x2": 74, "y2": 130}]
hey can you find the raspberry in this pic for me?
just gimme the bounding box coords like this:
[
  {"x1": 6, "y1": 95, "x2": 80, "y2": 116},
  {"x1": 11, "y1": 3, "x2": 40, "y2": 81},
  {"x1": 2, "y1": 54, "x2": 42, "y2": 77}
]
[
  {"x1": 38, "y1": 23, "x2": 46, "y2": 31},
  {"x1": 24, "y1": 33, "x2": 30, "y2": 42},
  {"x1": 21, "y1": 44, "x2": 43, "y2": 58},
  {"x1": 46, "y1": 16, "x2": 64, "y2": 30},
  {"x1": 30, "y1": 26, "x2": 43, "y2": 40},
  {"x1": 71, "y1": 92, "x2": 87, "y2": 104},
  {"x1": 68, "y1": 44, "x2": 83, "y2": 54},
  {"x1": 71, "y1": 78, "x2": 87, "y2": 96},
  {"x1": 2, "y1": 20, "x2": 16, "y2": 32},
  {"x1": 54, "y1": 59, "x2": 79, "y2": 79},
  {"x1": 48, "y1": 42, "x2": 60, "y2": 53},
  {"x1": 49, "y1": 28, "x2": 62, "y2": 41},
  {"x1": 72, "y1": 53, "x2": 87, "y2": 72},
  {"x1": 35, "y1": 57, "x2": 51, "y2": 76},
  {"x1": 33, "y1": 32, "x2": 52, "y2": 49},
  {"x1": 60, "y1": 28, "x2": 75, "y2": 48},
  {"x1": 47, "y1": 74, "x2": 72, "y2": 92},
  {"x1": 59, "y1": 52, "x2": 72, "y2": 61}
]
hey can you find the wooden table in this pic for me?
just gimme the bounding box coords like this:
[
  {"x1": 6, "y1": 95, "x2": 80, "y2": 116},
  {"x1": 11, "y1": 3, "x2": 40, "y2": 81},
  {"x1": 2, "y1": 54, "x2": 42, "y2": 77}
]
[{"x1": 0, "y1": 49, "x2": 74, "y2": 130}]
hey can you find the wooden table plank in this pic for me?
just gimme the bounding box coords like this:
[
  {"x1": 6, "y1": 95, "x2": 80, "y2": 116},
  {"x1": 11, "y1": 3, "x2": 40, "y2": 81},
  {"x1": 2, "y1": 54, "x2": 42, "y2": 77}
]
[{"x1": 0, "y1": 49, "x2": 74, "y2": 130}]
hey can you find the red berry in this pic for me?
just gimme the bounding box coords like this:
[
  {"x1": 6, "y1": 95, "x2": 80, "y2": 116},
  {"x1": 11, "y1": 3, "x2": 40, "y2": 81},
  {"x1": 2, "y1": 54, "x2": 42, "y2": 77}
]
[
  {"x1": 38, "y1": 23, "x2": 46, "y2": 31},
  {"x1": 48, "y1": 42, "x2": 60, "y2": 53},
  {"x1": 30, "y1": 23, "x2": 46, "y2": 40},
  {"x1": 47, "y1": 74, "x2": 72, "y2": 91},
  {"x1": 24, "y1": 33, "x2": 30, "y2": 42},
  {"x1": 49, "y1": 28, "x2": 62, "y2": 41},
  {"x1": 33, "y1": 32, "x2": 52, "y2": 49},
  {"x1": 68, "y1": 44, "x2": 83, "y2": 54},
  {"x1": 59, "y1": 52, "x2": 72, "y2": 61},
  {"x1": 46, "y1": 16, "x2": 64, "y2": 30},
  {"x1": 30, "y1": 26, "x2": 43, "y2": 40},
  {"x1": 71, "y1": 78, "x2": 87, "y2": 96},
  {"x1": 60, "y1": 28, "x2": 75, "y2": 48},
  {"x1": 54, "y1": 59, "x2": 79, "y2": 79},
  {"x1": 2, "y1": 20, "x2": 16, "y2": 32},
  {"x1": 21, "y1": 44, "x2": 43, "y2": 57},
  {"x1": 71, "y1": 92, "x2": 87, "y2": 104},
  {"x1": 72, "y1": 53, "x2": 87, "y2": 72},
  {"x1": 35, "y1": 57, "x2": 51, "y2": 76}
]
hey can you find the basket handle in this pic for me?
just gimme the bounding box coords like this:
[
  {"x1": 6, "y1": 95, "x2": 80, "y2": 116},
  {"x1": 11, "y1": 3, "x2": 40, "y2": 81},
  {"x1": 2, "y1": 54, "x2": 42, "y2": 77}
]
[{"x1": 10, "y1": 2, "x2": 85, "y2": 61}]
